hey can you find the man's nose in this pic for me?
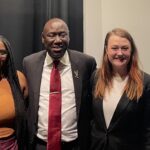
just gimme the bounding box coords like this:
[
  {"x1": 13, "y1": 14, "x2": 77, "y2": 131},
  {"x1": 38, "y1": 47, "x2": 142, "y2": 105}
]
[{"x1": 54, "y1": 35, "x2": 62, "y2": 43}]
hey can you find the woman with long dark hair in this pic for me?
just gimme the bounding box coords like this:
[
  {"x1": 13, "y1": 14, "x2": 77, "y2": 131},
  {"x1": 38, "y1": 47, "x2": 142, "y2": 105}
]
[{"x1": 0, "y1": 35, "x2": 28, "y2": 149}]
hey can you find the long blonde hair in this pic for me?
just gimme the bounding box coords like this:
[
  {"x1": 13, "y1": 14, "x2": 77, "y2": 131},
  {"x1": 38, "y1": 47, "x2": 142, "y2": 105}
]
[{"x1": 94, "y1": 28, "x2": 143, "y2": 100}]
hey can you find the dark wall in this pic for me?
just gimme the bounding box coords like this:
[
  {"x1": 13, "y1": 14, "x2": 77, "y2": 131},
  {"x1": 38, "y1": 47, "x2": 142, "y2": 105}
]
[
  {"x1": 0, "y1": 0, "x2": 34, "y2": 70},
  {"x1": 0, "y1": 0, "x2": 83, "y2": 70},
  {"x1": 68, "y1": 0, "x2": 83, "y2": 52}
]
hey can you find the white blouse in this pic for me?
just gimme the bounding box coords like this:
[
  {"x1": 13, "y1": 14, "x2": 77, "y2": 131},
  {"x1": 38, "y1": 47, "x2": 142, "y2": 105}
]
[{"x1": 103, "y1": 76, "x2": 128, "y2": 128}]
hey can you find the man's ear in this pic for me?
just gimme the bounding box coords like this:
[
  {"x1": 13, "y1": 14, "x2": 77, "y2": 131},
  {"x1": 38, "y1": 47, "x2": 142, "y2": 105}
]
[{"x1": 41, "y1": 32, "x2": 44, "y2": 44}]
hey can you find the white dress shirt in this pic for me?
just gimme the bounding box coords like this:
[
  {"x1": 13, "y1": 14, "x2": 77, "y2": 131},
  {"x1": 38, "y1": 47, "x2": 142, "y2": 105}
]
[{"x1": 37, "y1": 51, "x2": 78, "y2": 142}]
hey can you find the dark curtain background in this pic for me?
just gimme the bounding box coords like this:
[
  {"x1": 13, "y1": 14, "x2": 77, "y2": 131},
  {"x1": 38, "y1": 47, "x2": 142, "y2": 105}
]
[{"x1": 0, "y1": 0, "x2": 83, "y2": 70}]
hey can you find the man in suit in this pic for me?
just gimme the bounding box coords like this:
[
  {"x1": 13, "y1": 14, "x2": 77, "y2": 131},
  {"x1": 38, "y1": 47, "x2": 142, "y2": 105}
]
[{"x1": 23, "y1": 18, "x2": 96, "y2": 150}]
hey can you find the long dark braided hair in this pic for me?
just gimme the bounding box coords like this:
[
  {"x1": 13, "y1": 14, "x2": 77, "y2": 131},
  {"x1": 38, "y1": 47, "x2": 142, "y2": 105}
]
[{"x1": 0, "y1": 35, "x2": 26, "y2": 149}]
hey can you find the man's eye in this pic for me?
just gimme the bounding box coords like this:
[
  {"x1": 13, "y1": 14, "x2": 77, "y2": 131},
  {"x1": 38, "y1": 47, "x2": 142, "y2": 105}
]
[
  {"x1": 47, "y1": 34, "x2": 55, "y2": 37},
  {"x1": 59, "y1": 33, "x2": 67, "y2": 38}
]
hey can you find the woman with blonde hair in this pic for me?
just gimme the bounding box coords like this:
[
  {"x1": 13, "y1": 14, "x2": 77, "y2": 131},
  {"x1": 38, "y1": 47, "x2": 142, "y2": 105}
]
[{"x1": 90, "y1": 28, "x2": 150, "y2": 150}]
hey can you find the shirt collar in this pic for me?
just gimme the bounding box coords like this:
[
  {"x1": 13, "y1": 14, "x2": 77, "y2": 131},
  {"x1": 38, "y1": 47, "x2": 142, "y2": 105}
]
[{"x1": 45, "y1": 50, "x2": 70, "y2": 67}]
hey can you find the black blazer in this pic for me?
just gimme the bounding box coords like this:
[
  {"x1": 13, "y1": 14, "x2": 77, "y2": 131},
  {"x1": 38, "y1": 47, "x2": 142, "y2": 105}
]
[
  {"x1": 91, "y1": 72, "x2": 150, "y2": 150},
  {"x1": 23, "y1": 49, "x2": 96, "y2": 150}
]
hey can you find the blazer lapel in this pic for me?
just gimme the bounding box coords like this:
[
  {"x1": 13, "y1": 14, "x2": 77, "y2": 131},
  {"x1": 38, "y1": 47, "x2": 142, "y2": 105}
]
[
  {"x1": 96, "y1": 97, "x2": 108, "y2": 130},
  {"x1": 68, "y1": 51, "x2": 82, "y2": 118},
  {"x1": 108, "y1": 93, "x2": 130, "y2": 130}
]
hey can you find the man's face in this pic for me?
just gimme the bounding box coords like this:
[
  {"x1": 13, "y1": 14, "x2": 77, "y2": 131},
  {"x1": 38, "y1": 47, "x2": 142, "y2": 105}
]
[{"x1": 42, "y1": 20, "x2": 70, "y2": 60}]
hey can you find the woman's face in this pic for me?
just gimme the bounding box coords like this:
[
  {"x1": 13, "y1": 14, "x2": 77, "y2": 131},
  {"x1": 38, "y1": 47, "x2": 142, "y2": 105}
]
[
  {"x1": 106, "y1": 35, "x2": 132, "y2": 73},
  {"x1": 0, "y1": 41, "x2": 8, "y2": 65}
]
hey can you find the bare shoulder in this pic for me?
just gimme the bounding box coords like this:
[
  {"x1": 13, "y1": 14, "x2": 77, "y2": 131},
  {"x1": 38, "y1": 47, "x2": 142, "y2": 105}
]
[
  {"x1": 17, "y1": 70, "x2": 28, "y2": 98},
  {"x1": 17, "y1": 70, "x2": 25, "y2": 79}
]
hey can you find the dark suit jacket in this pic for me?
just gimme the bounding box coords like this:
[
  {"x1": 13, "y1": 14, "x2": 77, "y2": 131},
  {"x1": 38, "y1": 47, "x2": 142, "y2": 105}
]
[
  {"x1": 23, "y1": 49, "x2": 96, "y2": 150},
  {"x1": 91, "y1": 72, "x2": 150, "y2": 150}
]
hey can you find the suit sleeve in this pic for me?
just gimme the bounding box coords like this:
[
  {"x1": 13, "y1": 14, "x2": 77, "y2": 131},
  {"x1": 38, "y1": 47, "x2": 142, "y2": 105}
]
[{"x1": 142, "y1": 75, "x2": 150, "y2": 150}]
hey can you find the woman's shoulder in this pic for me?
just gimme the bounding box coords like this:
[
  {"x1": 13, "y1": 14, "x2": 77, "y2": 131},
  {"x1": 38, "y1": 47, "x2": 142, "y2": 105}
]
[
  {"x1": 92, "y1": 68, "x2": 100, "y2": 79},
  {"x1": 17, "y1": 70, "x2": 27, "y2": 83},
  {"x1": 143, "y1": 72, "x2": 150, "y2": 91},
  {"x1": 16, "y1": 70, "x2": 28, "y2": 98},
  {"x1": 143, "y1": 72, "x2": 150, "y2": 83}
]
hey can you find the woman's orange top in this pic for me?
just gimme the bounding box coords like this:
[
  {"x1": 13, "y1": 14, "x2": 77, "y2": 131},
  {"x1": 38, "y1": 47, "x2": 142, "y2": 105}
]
[{"x1": 0, "y1": 71, "x2": 28, "y2": 138}]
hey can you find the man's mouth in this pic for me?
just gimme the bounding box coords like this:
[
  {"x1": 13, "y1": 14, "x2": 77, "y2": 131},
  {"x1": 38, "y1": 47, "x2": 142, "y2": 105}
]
[{"x1": 52, "y1": 46, "x2": 62, "y2": 51}]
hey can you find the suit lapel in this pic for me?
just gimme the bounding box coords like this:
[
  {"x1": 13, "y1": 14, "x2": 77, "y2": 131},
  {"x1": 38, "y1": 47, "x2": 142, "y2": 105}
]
[
  {"x1": 108, "y1": 93, "x2": 130, "y2": 130},
  {"x1": 68, "y1": 50, "x2": 82, "y2": 118},
  {"x1": 33, "y1": 51, "x2": 46, "y2": 116}
]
